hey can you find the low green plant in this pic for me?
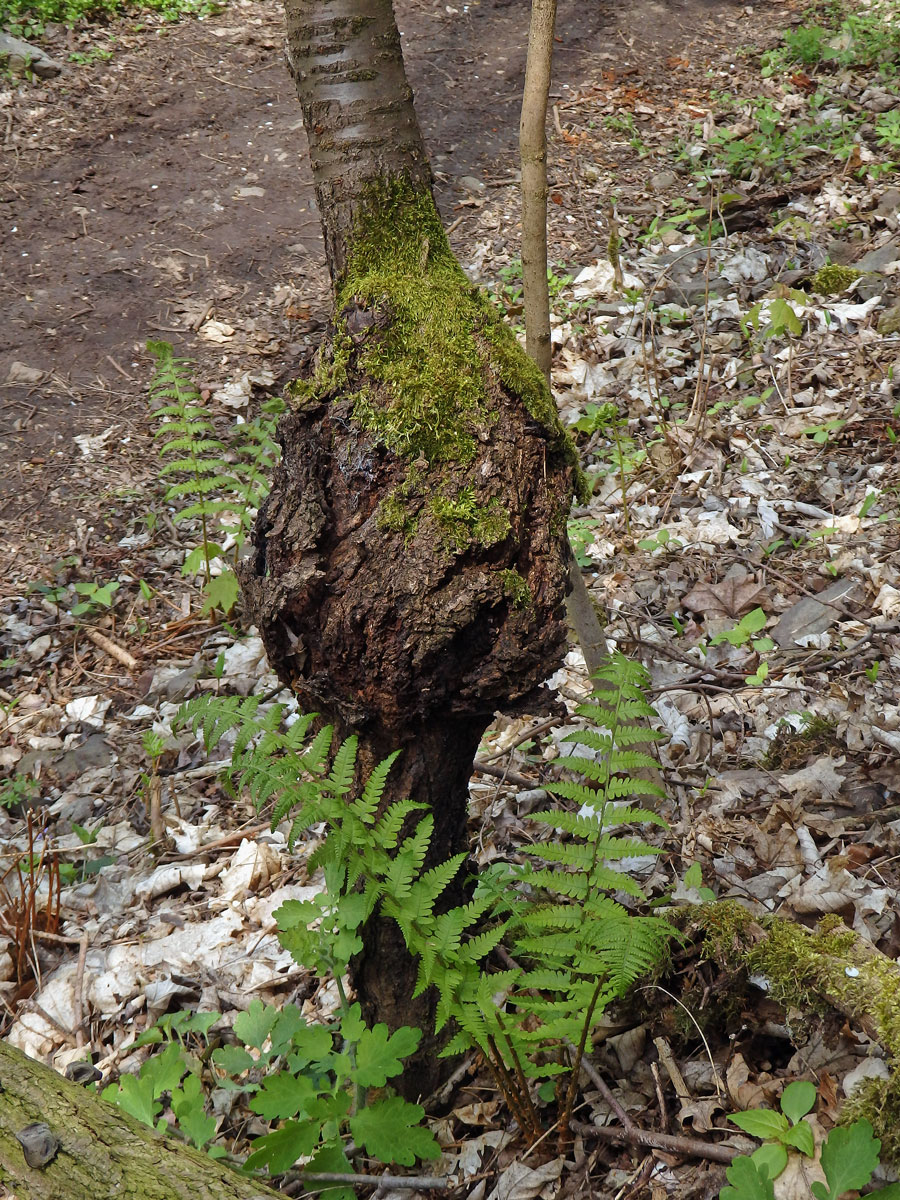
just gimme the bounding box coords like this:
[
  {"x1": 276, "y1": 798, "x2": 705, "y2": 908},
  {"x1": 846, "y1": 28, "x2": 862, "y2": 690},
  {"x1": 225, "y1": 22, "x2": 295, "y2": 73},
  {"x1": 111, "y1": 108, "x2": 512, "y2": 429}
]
[
  {"x1": 604, "y1": 111, "x2": 649, "y2": 155},
  {"x1": 567, "y1": 515, "x2": 599, "y2": 567},
  {"x1": 760, "y1": 2, "x2": 900, "y2": 77},
  {"x1": 799, "y1": 419, "x2": 846, "y2": 447},
  {"x1": 103, "y1": 995, "x2": 437, "y2": 1192},
  {"x1": 0, "y1": 0, "x2": 221, "y2": 41},
  {"x1": 572, "y1": 401, "x2": 645, "y2": 535},
  {"x1": 709, "y1": 608, "x2": 771, "y2": 650},
  {"x1": 488, "y1": 258, "x2": 584, "y2": 323},
  {"x1": 57, "y1": 821, "x2": 114, "y2": 885},
  {"x1": 638, "y1": 528, "x2": 682, "y2": 554},
  {"x1": 0, "y1": 774, "x2": 39, "y2": 811},
  {"x1": 71, "y1": 578, "x2": 120, "y2": 617},
  {"x1": 682, "y1": 862, "x2": 716, "y2": 902},
  {"x1": 147, "y1": 341, "x2": 282, "y2": 615},
  {"x1": 638, "y1": 197, "x2": 729, "y2": 247},
  {"x1": 721, "y1": 1081, "x2": 900, "y2": 1200},
  {"x1": 176, "y1": 654, "x2": 675, "y2": 1149}
]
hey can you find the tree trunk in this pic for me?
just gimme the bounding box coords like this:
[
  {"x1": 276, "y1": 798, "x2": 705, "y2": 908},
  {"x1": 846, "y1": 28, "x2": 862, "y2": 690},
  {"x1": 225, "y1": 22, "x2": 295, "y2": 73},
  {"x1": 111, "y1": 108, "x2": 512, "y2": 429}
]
[
  {"x1": 518, "y1": 0, "x2": 612, "y2": 680},
  {"x1": 240, "y1": 0, "x2": 582, "y2": 1091},
  {"x1": 0, "y1": 1041, "x2": 280, "y2": 1200},
  {"x1": 519, "y1": 0, "x2": 556, "y2": 381}
]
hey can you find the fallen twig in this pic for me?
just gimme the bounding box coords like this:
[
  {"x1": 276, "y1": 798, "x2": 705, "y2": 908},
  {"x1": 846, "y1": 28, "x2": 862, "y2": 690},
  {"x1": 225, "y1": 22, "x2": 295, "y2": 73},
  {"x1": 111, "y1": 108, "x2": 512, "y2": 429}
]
[
  {"x1": 82, "y1": 627, "x2": 138, "y2": 671},
  {"x1": 570, "y1": 1118, "x2": 738, "y2": 1164},
  {"x1": 297, "y1": 1171, "x2": 452, "y2": 1191}
]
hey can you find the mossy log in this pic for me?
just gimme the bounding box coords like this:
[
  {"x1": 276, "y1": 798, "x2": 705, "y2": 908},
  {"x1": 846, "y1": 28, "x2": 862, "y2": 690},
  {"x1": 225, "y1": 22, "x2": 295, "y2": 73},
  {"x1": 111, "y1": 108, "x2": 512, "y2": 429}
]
[
  {"x1": 692, "y1": 903, "x2": 900, "y2": 1161},
  {"x1": 0, "y1": 1040, "x2": 279, "y2": 1200}
]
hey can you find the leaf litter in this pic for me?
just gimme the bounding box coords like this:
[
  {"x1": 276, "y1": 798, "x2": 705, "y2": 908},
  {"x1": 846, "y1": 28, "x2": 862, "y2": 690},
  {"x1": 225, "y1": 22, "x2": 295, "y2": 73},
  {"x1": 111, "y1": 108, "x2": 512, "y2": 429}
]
[{"x1": 2, "y1": 0, "x2": 900, "y2": 1195}]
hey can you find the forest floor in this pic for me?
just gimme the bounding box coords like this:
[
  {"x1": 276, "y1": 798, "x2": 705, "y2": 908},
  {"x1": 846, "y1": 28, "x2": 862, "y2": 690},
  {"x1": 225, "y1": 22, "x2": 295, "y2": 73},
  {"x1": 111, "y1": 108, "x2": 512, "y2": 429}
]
[{"x1": 2, "y1": 0, "x2": 900, "y2": 1196}]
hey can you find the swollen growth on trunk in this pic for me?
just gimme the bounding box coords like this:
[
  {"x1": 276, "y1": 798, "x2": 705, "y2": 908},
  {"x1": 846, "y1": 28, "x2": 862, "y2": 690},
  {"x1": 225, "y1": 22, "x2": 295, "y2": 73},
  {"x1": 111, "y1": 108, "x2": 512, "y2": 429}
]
[{"x1": 240, "y1": 0, "x2": 582, "y2": 1062}]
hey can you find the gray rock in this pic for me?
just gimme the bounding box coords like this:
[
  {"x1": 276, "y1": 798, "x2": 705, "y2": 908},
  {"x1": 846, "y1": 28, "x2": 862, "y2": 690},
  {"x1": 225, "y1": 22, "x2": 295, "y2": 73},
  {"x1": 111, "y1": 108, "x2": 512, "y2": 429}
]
[
  {"x1": 874, "y1": 189, "x2": 900, "y2": 220},
  {"x1": 0, "y1": 32, "x2": 63, "y2": 78},
  {"x1": 51, "y1": 733, "x2": 112, "y2": 784},
  {"x1": 649, "y1": 170, "x2": 678, "y2": 192},
  {"x1": 661, "y1": 275, "x2": 733, "y2": 306},
  {"x1": 458, "y1": 175, "x2": 486, "y2": 194},
  {"x1": 145, "y1": 663, "x2": 200, "y2": 701},
  {"x1": 878, "y1": 300, "x2": 900, "y2": 336},
  {"x1": 771, "y1": 579, "x2": 858, "y2": 649},
  {"x1": 825, "y1": 239, "x2": 858, "y2": 265},
  {"x1": 855, "y1": 240, "x2": 900, "y2": 272}
]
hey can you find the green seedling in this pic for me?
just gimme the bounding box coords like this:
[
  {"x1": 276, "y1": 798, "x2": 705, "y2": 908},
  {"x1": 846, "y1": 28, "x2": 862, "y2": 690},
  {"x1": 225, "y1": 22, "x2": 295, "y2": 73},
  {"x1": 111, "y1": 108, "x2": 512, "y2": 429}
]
[
  {"x1": 638, "y1": 528, "x2": 683, "y2": 553},
  {"x1": 683, "y1": 862, "x2": 716, "y2": 901},
  {"x1": 722, "y1": 1077, "x2": 900, "y2": 1200},
  {"x1": 71, "y1": 580, "x2": 120, "y2": 617},
  {"x1": 710, "y1": 608, "x2": 768, "y2": 648}
]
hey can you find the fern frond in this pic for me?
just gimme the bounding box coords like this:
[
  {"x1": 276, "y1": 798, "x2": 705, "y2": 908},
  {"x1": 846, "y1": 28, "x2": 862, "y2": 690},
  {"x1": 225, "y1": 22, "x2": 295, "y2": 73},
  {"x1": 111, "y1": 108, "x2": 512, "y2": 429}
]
[
  {"x1": 354, "y1": 749, "x2": 402, "y2": 822},
  {"x1": 371, "y1": 798, "x2": 426, "y2": 849},
  {"x1": 328, "y1": 735, "x2": 358, "y2": 796}
]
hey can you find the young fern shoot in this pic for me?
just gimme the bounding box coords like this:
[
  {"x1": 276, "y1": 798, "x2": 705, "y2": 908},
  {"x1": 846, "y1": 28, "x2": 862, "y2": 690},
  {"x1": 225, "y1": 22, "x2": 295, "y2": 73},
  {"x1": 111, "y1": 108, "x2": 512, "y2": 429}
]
[{"x1": 147, "y1": 341, "x2": 282, "y2": 615}]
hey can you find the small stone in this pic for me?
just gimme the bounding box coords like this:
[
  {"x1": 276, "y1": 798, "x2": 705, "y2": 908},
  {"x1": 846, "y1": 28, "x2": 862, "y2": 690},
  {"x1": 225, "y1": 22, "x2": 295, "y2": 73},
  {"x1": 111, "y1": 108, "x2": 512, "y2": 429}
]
[
  {"x1": 878, "y1": 300, "x2": 900, "y2": 336},
  {"x1": 458, "y1": 174, "x2": 485, "y2": 194},
  {"x1": 16, "y1": 1123, "x2": 59, "y2": 1169},
  {"x1": 855, "y1": 240, "x2": 900, "y2": 272},
  {"x1": 0, "y1": 33, "x2": 63, "y2": 78},
  {"x1": 51, "y1": 732, "x2": 113, "y2": 784},
  {"x1": 875, "y1": 189, "x2": 900, "y2": 220},
  {"x1": 5, "y1": 361, "x2": 45, "y2": 386},
  {"x1": 649, "y1": 169, "x2": 678, "y2": 192}
]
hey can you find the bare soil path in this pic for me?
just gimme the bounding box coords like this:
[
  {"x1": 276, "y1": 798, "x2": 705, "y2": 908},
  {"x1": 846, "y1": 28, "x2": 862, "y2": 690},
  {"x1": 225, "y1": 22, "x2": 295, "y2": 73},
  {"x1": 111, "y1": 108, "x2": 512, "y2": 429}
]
[{"x1": 0, "y1": 0, "x2": 762, "y2": 583}]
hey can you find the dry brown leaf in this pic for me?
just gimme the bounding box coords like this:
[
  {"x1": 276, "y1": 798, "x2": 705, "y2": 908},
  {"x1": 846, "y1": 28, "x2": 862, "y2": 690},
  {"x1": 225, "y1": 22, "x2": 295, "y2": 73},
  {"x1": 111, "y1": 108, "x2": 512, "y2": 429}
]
[
  {"x1": 682, "y1": 572, "x2": 768, "y2": 619},
  {"x1": 726, "y1": 1053, "x2": 779, "y2": 1111},
  {"x1": 676, "y1": 1096, "x2": 726, "y2": 1132}
]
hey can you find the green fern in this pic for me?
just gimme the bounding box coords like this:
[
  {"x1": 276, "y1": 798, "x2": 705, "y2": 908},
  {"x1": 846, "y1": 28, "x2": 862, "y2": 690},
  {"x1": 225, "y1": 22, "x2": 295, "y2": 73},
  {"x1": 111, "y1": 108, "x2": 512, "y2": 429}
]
[
  {"x1": 147, "y1": 341, "x2": 283, "y2": 615},
  {"x1": 178, "y1": 653, "x2": 675, "y2": 1147}
]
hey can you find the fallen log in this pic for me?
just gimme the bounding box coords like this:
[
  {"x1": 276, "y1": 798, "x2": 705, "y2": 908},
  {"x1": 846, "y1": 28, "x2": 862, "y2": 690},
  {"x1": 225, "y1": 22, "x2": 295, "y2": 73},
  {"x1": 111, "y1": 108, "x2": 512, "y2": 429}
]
[{"x1": 0, "y1": 1040, "x2": 280, "y2": 1200}]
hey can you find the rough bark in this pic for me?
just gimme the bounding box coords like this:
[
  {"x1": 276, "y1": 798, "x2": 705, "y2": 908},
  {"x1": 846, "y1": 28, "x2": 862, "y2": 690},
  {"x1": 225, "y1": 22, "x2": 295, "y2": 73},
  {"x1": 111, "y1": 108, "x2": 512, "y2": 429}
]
[
  {"x1": 0, "y1": 1041, "x2": 279, "y2": 1200},
  {"x1": 240, "y1": 0, "x2": 582, "y2": 1088},
  {"x1": 283, "y1": 0, "x2": 431, "y2": 285}
]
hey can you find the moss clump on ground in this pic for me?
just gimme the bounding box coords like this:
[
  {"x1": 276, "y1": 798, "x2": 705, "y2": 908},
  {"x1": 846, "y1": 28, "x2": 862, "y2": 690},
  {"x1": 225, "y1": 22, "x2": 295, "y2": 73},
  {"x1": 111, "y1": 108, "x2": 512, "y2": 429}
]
[
  {"x1": 500, "y1": 568, "x2": 532, "y2": 608},
  {"x1": 747, "y1": 914, "x2": 860, "y2": 1018},
  {"x1": 809, "y1": 263, "x2": 862, "y2": 295},
  {"x1": 693, "y1": 899, "x2": 756, "y2": 962},
  {"x1": 683, "y1": 904, "x2": 900, "y2": 1165},
  {"x1": 763, "y1": 714, "x2": 840, "y2": 770},
  {"x1": 842, "y1": 1074, "x2": 900, "y2": 1163}
]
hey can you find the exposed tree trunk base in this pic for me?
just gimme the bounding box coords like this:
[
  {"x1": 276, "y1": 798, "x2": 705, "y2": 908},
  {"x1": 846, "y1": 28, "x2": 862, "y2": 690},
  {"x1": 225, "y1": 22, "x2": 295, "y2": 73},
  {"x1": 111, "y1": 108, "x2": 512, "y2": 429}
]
[
  {"x1": 690, "y1": 902, "x2": 900, "y2": 1163},
  {"x1": 349, "y1": 716, "x2": 482, "y2": 1097},
  {"x1": 0, "y1": 1041, "x2": 280, "y2": 1200},
  {"x1": 240, "y1": 178, "x2": 581, "y2": 1066}
]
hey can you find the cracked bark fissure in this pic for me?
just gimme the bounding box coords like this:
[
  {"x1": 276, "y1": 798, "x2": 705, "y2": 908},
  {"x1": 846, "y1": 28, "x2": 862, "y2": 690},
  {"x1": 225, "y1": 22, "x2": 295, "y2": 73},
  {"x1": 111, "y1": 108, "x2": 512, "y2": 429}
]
[{"x1": 241, "y1": 0, "x2": 579, "y2": 1093}]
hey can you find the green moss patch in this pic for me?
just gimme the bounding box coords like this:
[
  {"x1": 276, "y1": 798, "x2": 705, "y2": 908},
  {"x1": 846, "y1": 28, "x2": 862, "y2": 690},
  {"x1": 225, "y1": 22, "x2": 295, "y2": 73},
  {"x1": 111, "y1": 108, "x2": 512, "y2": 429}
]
[
  {"x1": 809, "y1": 263, "x2": 862, "y2": 295},
  {"x1": 332, "y1": 176, "x2": 579, "y2": 475},
  {"x1": 500, "y1": 569, "x2": 533, "y2": 608},
  {"x1": 429, "y1": 487, "x2": 510, "y2": 552}
]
